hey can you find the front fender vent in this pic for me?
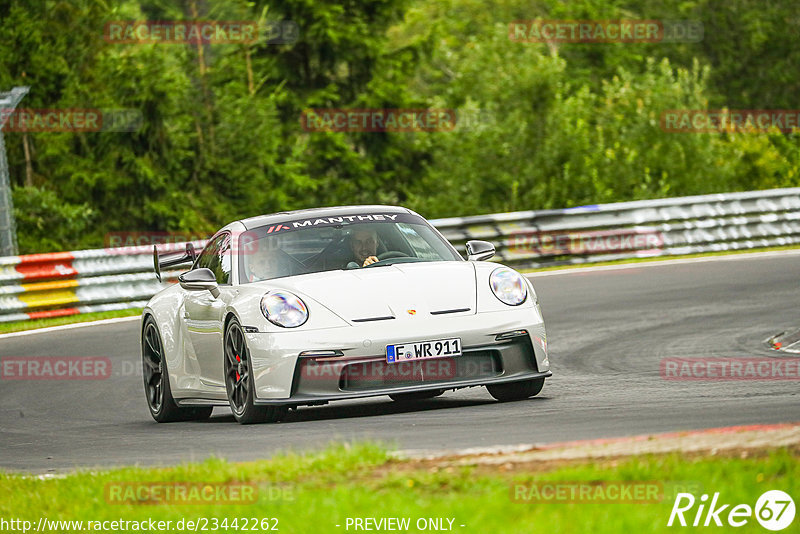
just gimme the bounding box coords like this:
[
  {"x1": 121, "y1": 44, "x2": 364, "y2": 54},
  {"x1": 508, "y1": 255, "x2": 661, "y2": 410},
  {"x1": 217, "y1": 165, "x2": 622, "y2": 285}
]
[
  {"x1": 352, "y1": 316, "x2": 395, "y2": 323},
  {"x1": 430, "y1": 308, "x2": 471, "y2": 315}
]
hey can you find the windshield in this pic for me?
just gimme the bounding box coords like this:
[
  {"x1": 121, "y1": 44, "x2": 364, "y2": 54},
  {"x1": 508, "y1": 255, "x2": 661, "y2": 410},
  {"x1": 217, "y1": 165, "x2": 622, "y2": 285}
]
[{"x1": 238, "y1": 213, "x2": 462, "y2": 283}]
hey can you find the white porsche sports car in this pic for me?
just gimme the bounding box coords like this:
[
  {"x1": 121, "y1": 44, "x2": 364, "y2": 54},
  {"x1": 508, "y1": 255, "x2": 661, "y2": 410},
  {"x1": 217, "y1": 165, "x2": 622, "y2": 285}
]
[{"x1": 141, "y1": 206, "x2": 551, "y2": 424}]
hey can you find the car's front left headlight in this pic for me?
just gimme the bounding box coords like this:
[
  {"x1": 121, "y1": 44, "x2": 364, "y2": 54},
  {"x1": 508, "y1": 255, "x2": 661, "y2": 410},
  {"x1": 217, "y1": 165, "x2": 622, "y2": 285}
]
[
  {"x1": 489, "y1": 267, "x2": 528, "y2": 306},
  {"x1": 261, "y1": 291, "x2": 308, "y2": 327}
]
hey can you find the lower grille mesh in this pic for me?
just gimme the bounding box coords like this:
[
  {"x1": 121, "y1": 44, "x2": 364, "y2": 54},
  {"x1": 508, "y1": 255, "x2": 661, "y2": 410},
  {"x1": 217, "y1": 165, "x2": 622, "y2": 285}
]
[{"x1": 339, "y1": 352, "x2": 501, "y2": 391}]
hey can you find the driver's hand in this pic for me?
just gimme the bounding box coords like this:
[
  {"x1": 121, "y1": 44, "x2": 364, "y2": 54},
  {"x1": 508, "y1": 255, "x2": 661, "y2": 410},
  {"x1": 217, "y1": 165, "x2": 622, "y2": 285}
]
[{"x1": 362, "y1": 256, "x2": 379, "y2": 267}]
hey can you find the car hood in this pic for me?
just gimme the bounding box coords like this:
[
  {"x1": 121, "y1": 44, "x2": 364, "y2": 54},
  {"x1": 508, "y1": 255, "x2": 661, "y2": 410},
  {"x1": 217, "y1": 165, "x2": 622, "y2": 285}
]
[{"x1": 272, "y1": 261, "x2": 477, "y2": 324}]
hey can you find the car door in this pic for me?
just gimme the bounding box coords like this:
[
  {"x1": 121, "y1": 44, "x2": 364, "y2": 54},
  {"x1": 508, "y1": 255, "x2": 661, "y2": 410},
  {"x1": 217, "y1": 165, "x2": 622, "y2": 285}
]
[{"x1": 184, "y1": 232, "x2": 232, "y2": 388}]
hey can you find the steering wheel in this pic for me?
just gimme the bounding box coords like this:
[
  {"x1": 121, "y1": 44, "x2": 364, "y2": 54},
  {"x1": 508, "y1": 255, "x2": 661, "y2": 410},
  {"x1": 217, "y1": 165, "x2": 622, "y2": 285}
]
[
  {"x1": 358, "y1": 251, "x2": 412, "y2": 268},
  {"x1": 377, "y1": 250, "x2": 407, "y2": 261},
  {"x1": 346, "y1": 251, "x2": 411, "y2": 269}
]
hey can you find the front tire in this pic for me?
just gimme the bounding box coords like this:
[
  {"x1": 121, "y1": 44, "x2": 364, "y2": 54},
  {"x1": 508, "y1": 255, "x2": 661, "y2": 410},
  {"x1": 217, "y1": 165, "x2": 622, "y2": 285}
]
[
  {"x1": 224, "y1": 318, "x2": 287, "y2": 424},
  {"x1": 142, "y1": 316, "x2": 213, "y2": 422},
  {"x1": 486, "y1": 377, "x2": 545, "y2": 402}
]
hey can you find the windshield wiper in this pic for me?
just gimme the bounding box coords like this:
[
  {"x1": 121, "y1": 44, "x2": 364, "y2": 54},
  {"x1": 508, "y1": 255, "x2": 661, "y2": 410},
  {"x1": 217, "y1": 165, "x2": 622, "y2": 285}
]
[{"x1": 362, "y1": 257, "x2": 427, "y2": 268}]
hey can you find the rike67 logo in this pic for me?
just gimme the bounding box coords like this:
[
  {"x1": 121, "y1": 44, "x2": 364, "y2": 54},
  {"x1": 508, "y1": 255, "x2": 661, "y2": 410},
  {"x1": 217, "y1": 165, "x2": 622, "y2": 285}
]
[{"x1": 668, "y1": 490, "x2": 795, "y2": 531}]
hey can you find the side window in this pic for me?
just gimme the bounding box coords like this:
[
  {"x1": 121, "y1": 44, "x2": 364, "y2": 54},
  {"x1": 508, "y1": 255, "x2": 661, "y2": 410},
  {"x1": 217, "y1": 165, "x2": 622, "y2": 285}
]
[
  {"x1": 194, "y1": 233, "x2": 232, "y2": 285},
  {"x1": 217, "y1": 235, "x2": 232, "y2": 284},
  {"x1": 194, "y1": 236, "x2": 220, "y2": 271}
]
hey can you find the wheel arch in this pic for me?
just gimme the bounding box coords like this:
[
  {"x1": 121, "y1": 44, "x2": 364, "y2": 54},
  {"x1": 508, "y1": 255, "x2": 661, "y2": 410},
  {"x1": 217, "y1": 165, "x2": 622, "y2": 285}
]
[
  {"x1": 140, "y1": 310, "x2": 155, "y2": 335},
  {"x1": 140, "y1": 286, "x2": 186, "y2": 380},
  {"x1": 223, "y1": 310, "x2": 240, "y2": 335}
]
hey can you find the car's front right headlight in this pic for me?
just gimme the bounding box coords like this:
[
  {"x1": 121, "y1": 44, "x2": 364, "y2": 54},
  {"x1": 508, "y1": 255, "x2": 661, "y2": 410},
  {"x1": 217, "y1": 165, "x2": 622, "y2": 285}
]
[
  {"x1": 261, "y1": 291, "x2": 308, "y2": 327},
  {"x1": 489, "y1": 267, "x2": 528, "y2": 306}
]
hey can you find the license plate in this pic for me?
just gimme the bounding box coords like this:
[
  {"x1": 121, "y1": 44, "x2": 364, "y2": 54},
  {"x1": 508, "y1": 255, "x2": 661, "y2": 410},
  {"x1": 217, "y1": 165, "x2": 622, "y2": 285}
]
[{"x1": 386, "y1": 338, "x2": 462, "y2": 363}]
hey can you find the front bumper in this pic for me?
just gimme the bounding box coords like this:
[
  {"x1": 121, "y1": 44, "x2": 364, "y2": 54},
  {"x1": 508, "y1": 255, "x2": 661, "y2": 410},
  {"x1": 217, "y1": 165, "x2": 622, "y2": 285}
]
[{"x1": 245, "y1": 308, "x2": 550, "y2": 405}]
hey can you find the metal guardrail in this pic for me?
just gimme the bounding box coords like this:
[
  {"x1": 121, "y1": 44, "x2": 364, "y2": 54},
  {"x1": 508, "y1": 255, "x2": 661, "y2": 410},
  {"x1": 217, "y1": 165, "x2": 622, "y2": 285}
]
[
  {"x1": 1, "y1": 188, "x2": 799, "y2": 323},
  {"x1": 434, "y1": 187, "x2": 800, "y2": 266},
  {"x1": 0, "y1": 86, "x2": 30, "y2": 256}
]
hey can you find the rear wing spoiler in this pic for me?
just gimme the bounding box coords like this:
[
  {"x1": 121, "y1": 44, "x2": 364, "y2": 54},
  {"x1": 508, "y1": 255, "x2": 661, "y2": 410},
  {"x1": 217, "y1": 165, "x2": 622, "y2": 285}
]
[{"x1": 153, "y1": 242, "x2": 198, "y2": 282}]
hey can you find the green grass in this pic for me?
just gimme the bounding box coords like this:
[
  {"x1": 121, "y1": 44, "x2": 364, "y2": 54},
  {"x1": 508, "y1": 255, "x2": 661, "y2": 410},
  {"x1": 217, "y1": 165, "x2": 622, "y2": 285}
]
[
  {"x1": 0, "y1": 443, "x2": 796, "y2": 533},
  {"x1": 0, "y1": 308, "x2": 141, "y2": 334}
]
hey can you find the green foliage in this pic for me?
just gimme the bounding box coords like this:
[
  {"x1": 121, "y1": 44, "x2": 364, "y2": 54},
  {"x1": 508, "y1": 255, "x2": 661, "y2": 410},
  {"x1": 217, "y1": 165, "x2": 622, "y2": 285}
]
[
  {"x1": 400, "y1": 0, "x2": 800, "y2": 216},
  {"x1": 12, "y1": 186, "x2": 95, "y2": 252},
  {"x1": 1, "y1": 0, "x2": 799, "y2": 252}
]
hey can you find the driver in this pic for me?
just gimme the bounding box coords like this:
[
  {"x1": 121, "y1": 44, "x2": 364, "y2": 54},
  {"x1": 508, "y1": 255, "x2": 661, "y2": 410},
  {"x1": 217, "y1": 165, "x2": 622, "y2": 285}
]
[
  {"x1": 247, "y1": 247, "x2": 276, "y2": 281},
  {"x1": 246, "y1": 239, "x2": 291, "y2": 281},
  {"x1": 349, "y1": 228, "x2": 380, "y2": 267}
]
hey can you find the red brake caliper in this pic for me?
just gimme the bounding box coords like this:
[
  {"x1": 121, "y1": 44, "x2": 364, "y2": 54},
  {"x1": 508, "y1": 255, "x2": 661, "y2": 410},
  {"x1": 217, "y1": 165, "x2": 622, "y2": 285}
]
[{"x1": 235, "y1": 355, "x2": 241, "y2": 381}]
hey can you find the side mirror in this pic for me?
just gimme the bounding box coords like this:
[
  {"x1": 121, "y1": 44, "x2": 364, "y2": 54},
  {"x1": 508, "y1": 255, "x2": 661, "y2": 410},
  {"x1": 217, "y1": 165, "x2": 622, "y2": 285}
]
[
  {"x1": 179, "y1": 268, "x2": 220, "y2": 298},
  {"x1": 465, "y1": 240, "x2": 495, "y2": 261}
]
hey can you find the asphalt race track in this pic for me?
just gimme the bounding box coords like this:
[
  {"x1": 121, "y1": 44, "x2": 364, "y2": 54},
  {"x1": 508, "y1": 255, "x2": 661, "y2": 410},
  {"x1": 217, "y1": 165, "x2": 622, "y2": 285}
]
[{"x1": 1, "y1": 252, "x2": 798, "y2": 473}]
